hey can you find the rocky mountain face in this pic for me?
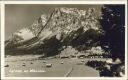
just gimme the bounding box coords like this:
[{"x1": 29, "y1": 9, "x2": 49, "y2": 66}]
[{"x1": 5, "y1": 7, "x2": 104, "y2": 57}]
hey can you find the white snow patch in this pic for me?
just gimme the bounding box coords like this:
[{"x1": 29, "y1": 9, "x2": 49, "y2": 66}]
[{"x1": 15, "y1": 28, "x2": 34, "y2": 40}]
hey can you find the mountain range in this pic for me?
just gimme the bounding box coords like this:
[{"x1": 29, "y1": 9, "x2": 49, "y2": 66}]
[{"x1": 5, "y1": 7, "x2": 103, "y2": 57}]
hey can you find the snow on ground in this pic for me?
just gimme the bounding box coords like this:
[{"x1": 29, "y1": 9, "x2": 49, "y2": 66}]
[{"x1": 5, "y1": 55, "x2": 101, "y2": 77}]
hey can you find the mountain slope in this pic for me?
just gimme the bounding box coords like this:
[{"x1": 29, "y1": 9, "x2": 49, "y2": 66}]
[{"x1": 5, "y1": 7, "x2": 103, "y2": 56}]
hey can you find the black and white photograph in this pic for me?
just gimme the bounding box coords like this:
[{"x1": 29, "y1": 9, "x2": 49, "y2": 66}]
[{"x1": 0, "y1": 1, "x2": 127, "y2": 79}]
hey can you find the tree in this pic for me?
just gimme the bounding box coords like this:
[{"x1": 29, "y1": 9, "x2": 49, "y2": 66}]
[{"x1": 100, "y1": 5, "x2": 125, "y2": 63}]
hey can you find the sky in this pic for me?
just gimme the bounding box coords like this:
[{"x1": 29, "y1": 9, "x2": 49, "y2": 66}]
[{"x1": 5, "y1": 4, "x2": 102, "y2": 40}]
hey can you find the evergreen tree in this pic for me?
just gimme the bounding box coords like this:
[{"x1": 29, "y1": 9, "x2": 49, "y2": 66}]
[{"x1": 100, "y1": 5, "x2": 125, "y2": 63}]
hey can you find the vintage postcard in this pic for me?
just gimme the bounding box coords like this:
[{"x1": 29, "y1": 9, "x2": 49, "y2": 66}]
[{"x1": 0, "y1": 1, "x2": 127, "y2": 80}]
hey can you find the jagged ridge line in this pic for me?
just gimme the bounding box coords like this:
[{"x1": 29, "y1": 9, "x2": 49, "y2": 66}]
[{"x1": 37, "y1": 9, "x2": 56, "y2": 37}]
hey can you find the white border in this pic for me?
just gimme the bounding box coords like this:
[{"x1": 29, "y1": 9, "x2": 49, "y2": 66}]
[
  {"x1": 1, "y1": 1, "x2": 127, "y2": 80},
  {"x1": 1, "y1": 2, "x2": 5, "y2": 80},
  {"x1": 125, "y1": 1, "x2": 128, "y2": 79},
  {"x1": 1, "y1": 1, "x2": 127, "y2": 4}
]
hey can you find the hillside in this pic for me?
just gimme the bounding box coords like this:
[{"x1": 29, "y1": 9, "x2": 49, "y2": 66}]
[{"x1": 5, "y1": 7, "x2": 104, "y2": 57}]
